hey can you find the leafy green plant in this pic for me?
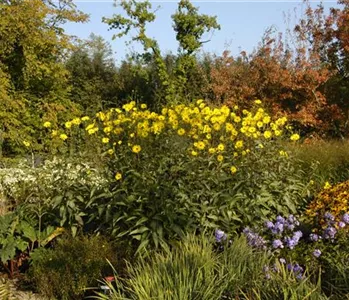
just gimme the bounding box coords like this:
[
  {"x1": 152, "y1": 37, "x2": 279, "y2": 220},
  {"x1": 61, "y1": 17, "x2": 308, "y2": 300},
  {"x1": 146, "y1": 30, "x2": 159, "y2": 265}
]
[
  {"x1": 28, "y1": 234, "x2": 116, "y2": 300},
  {"x1": 0, "y1": 211, "x2": 64, "y2": 277}
]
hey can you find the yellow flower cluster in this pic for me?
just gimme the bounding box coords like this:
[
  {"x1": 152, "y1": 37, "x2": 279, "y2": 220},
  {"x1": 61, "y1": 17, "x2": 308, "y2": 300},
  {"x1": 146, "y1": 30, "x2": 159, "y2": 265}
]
[
  {"x1": 49, "y1": 99, "x2": 298, "y2": 180},
  {"x1": 306, "y1": 180, "x2": 349, "y2": 227}
]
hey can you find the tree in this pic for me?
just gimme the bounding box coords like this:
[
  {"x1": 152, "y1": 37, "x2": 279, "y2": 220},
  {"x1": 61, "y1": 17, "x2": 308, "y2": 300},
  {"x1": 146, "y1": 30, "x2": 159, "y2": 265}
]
[
  {"x1": 66, "y1": 33, "x2": 119, "y2": 114},
  {"x1": 103, "y1": 0, "x2": 220, "y2": 106},
  {"x1": 0, "y1": 0, "x2": 87, "y2": 155}
]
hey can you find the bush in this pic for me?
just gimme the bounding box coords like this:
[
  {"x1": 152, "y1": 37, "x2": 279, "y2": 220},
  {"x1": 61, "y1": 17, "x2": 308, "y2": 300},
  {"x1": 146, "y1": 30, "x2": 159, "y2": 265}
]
[
  {"x1": 28, "y1": 235, "x2": 116, "y2": 300},
  {"x1": 50, "y1": 100, "x2": 309, "y2": 253},
  {"x1": 305, "y1": 180, "x2": 349, "y2": 226}
]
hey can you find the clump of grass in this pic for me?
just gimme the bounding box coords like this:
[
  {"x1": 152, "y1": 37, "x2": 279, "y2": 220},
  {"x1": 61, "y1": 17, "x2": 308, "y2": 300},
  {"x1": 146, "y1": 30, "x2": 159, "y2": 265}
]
[
  {"x1": 288, "y1": 139, "x2": 349, "y2": 184},
  {"x1": 93, "y1": 234, "x2": 326, "y2": 300}
]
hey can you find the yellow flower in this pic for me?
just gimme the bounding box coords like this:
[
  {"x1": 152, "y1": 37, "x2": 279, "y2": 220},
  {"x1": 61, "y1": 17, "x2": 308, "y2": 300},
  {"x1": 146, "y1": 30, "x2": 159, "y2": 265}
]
[
  {"x1": 88, "y1": 128, "x2": 98, "y2": 135},
  {"x1": 235, "y1": 140, "x2": 243, "y2": 149},
  {"x1": 72, "y1": 118, "x2": 81, "y2": 125},
  {"x1": 23, "y1": 141, "x2": 31, "y2": 147},
  {"x1": 254, "y1": 99, "x2": 262, "y2": 104},
  {"x1": 118, "y1": 140, "x2": 122, "y2": 145},
  {"x1": 191, "y1": 150, "x2": 198, "y2": 156},
  {"x1": 51, "y1": 130, "x2": 58, "y2": 137},
  {"x1": 141, "y1": 103, "x2": 147, "y2": 109},
  {"x1": 60, "y1": 134, "x2": 68, "y2": 141},
  {"x1": 274, "y1": 130, "x2": 282, "y2": 136},
  {"x1": 279, "y1": 150, "x2": 288, "y2": 157},
  {"x1": 107, "y1": 149, "x2": 114, "y2": 155},
  {"x1": 217, "y1": 154, "x2": 224, "y2": 162},
  {"x1": 132, "y1": 145, "x2": 141, "y2": 153},
  {"x1": 217, "y1": 143, "x2": 225, "y2": 151},
  {"x1": 81, "y1": 116, "x2": 90, "y2": 121},
  {"x1": 104, "y1": 126, "x2": 112, "y2": 134},
  {"x1": 115, "y1": 172, "x2": 122, "y2": 181},
  {"x1": 65, "y1": 121, "x2": 72, "y2": 129},
  {"x1": 233, "y1": 116, "x2": 241, "y2": 123},
  {"x1": 263, "y1": 116, "x2": 271, "y2": 124},
  {"x1": 213, "y1": 123, "x2": 221, "y2": 131},
  {"x1": 257, "y1": 121, "x2": 263, "y2": 128},
  {"x1": 102, "y1": 137, "x2": 110, "y2": 144},
  {"x1": 205, "y1": 147, "x2": 213, "y2": 154},
  {"x1": 230, "y1": 166, "x2": 237, "y2": 174},
  {"x1": 324, "y1": 181, "x2": 331, "y2": 189},
  {"x1": 43, "y1": 121, "x2": 51, "y2": 128},
  {"x1": 177, "y1": 128, "x2": 185, "y2": 136},
  {"x1": 263, "y1": 131, "x2": 272, "y2": 139},
  {"x1": 196, "y1": 141, "x2": 206, "y2": 150},
  {"x1": 290, "y1": 133, "x2": 300, "y2": 141}
]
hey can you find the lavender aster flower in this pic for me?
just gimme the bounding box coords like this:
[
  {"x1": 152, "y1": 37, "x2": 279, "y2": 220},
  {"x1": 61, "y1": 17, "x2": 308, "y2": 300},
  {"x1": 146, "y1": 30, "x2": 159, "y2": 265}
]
[
  {"x1": 293, "y1": 264, "x2": 304, "y2": 273},
  {"x1": 338, "y1": 221, "x2": 346, "y2": 229},
  {"x1": 272, "y1": 239, "x2": 284, "y2": 249},
  {"x1": 215, "y1": 229, "x2": 227, "y2": 243},
  {"x1": 276, "y1": 216, "x2": 286, "y2": 224},
  {"x1": 271, "y1": 222, "x2": 284, "y2": 235},
  {"x1": 264, "y1": 220, "x2": 274, "y2": 229},
  {"x1": 342, "y1": 213, "x2": 349, "y2": 224},
  {"x1": 309, "y1": 233, "x2": 320, "y2": 242},
  {"x1": 313, "y1": 249, "x2": 321, "y2": 258},
  {"x1": 323, "y1": 226, "x2": 337, "y2": 240},
  {"x1": 292, "y1": 231, "x2": 303, "y2": 242},
  {"x1": 243, "y1": 228, "x2": 266, "y2": 249},
  {"x1": 284, "y1": 237, "x2": 297, "y2": 249},
  {"x1": 324, "y1": 212, "x2": 335, "y2": 221}
]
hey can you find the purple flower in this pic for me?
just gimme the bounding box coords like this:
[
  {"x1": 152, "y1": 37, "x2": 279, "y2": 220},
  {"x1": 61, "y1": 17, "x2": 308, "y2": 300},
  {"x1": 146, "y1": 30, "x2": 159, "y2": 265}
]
[
  {"x1": 264, "y1": 221, "x2": 274, "y2": 229},
  {"x1": 309, "y1": 233, "x2": 320, "y2": 242},
  {"x1": 215, "y1": 229, "x2": 227, "y2": 243},
  {"x1": 279, "y1": 258, "x2": 286, "y2": 264},
  {"x1": 287, "y1": 214, "x2": 295, "y2": 223},
  {"x1": 271, "y1": 222, "x2": 284, "y2": 235},
  {"x1": 324, "y1": 212, "x2": 335, "y2": 221},
  {"x1": 284, "y1": 237, "x2": 297, "y2": 249},
  {"x1": 293, "y1": 263, "x2": 304, "y2": 274},
  {"x1": 296, "y1": 273, "x2": 303, "y2": 280},
  {"x1": 313, "y1": 249, "x2": 321, "y2": 258},
  {"x1": 276, "y1": 216, "x2": 286, "y2": 224},
  {"x1": 338, "y1": 221, "x2": 346, "y2": 229},
  {"x1": 272, "y1": 239, "x2": 284, "y2": 249},
  {"x1": 243, "y1": 228, "x2": 266, "y2": 249},
  {"x1": 293, "y1": 231, "x2": 303, "y2": 241},
  {"x1": 323, "y1": 226, "x2": 337, "y2": 240},
  {"x1": 286, "y1": 223, "x2": 295, "y2": 231},
  {"x1": 342, "y1": 213, "x2": 349, "y2": 224}
]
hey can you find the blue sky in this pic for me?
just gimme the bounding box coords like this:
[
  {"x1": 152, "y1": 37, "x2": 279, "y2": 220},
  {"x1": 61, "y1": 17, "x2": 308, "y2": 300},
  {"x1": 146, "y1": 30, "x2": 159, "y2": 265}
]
[{"x1": 63, "y1": 1, "x2": 338, "y2": 63}]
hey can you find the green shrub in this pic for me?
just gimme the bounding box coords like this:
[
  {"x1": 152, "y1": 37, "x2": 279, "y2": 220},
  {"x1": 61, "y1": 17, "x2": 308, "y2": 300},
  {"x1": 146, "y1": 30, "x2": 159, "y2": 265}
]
[{"x1": 28, "y1": 235, "x2": 116, "y2": 300}]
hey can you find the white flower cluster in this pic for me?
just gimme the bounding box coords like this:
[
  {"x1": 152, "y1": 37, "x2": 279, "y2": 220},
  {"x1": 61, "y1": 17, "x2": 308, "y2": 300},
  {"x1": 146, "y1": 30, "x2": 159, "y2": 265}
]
[{"x1": 0, "y1": 157, "x2": 107, "y2": 206}]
